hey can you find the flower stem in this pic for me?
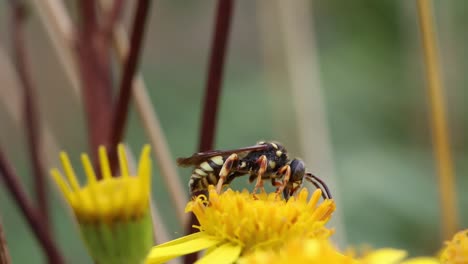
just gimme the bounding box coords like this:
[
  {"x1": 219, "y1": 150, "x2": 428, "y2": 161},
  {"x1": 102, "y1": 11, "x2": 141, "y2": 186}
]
[
  {"x1": 111, "y1": 0, "x2": 151, "y2": 151},
  {"x1": 197, "y1": 0, "x2": 234, "y2": 152},
  {"x1": 106, "y1": 5, "x2": 188, "y2": 227},
  {"x1": 0, "y1": 149, "x2": 64, "y2": 263},
  {"x1": 9, "y1": 0, "x2": 50, "y2": 229},
  {"x1": 185, "y1": 1, "x2": 235, "y2": 263},
  {"x1": 416, "y1": 0, "x2": 458, "y2": 238},
  {"x1": 76, "y1": 0, "x2": 113, "y2": 161}
]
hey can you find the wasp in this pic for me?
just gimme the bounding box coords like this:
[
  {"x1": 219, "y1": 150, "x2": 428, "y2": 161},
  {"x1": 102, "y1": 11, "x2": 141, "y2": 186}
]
[{"x1": 177, "y1": 141, "x2": 332, "y2": 199}]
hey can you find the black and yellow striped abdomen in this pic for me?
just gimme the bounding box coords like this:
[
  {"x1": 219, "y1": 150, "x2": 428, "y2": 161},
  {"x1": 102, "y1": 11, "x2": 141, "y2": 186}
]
[{"x1": 188, "y1": 155, "x2": 227, "y2": 195}]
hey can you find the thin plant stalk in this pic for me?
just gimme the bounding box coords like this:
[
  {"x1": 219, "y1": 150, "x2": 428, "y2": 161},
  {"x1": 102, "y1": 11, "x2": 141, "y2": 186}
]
[
  {"x1": 416, "y1": 0, "x2": 458, "y2": 238},
  {"x1": 274, "y1": 0, "x2": 346, "y2": 247},
  {"x1": 0, "y1": 150, "x2": 64, "y2": 263},
  {"x1": 131, "y1": 76, "x2": 188, "y2": 227},
  {"x1": 197, "y1": 0, "x2": 234, "y2": 152},
  {"x1": 29, "y1": 0, "x2": 183, "y2": 246},
  {"x1": 0, "y1": 217, "x2": 11, "y2": 264},
  {"x1": 111, "y1": 0, "x2": 151, "y2": 157},
  {"x1": 32, "y1": 0, "x2": 186, "y2": 232},
  {"x1": 0, "y1": 47, "x2": 60, "y2": 170},
  {"x1": 256, "y1": 2, "x2": 290, "y2": 138},
  {"x1": 185, "y1": 1, "x2": 234, "y2": 263},
  {"x1": 106, "y1": 7, "x2": 188, "y2": 226},
  {"x1": 76, "y1": 0, "x2": 113, "y2": 160},
  {"x1": 9, "y1": 0, "x2": 50, "y2": 228},
  {"x1": 101, "y1": 0, "x2": 125, "y2": 43},
  {"x1": 30, "y1": 0, "x2": 80, "y2": 96}
]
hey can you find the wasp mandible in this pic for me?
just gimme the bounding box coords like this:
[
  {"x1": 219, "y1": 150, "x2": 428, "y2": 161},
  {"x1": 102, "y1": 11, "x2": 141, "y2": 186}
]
[{"x1": 177, "y1": 141, "x2": 332, "y2": 199}]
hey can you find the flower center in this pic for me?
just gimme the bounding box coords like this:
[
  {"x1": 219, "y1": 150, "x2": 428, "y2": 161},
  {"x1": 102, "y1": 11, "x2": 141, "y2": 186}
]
[{"x1": 186, "y1": 186, "x2": 335, "y2": 254}]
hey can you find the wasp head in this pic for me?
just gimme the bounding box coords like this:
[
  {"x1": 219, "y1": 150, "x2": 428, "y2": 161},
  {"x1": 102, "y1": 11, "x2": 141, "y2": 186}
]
[{"x1": 283, "y1": 159, "x2": 305, "y2": 199}]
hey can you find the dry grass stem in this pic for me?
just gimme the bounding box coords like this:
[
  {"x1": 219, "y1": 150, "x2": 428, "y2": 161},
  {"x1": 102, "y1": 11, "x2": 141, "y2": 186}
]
[
  {"x1": 275, "y1": 0, "x2": 346, "y2": 246},
  {"x1": 185, "y1": 1, "x2": 234, "y2": 262},
  {"x1": 30, "y1": 0, "x2": 80, "y2": 97},
  {"x1": 10, "y1": 0, "x2": 50, "y2": 227},
  {"x1": 113, "y1": 25, "x2": 188, "y2": 226},
  {"x1": 30, "y1": 0, "x2": 185, "y2": 231},
  {"x1": 256, "y1": 2, "x2": 289, "y2": 137},
  {"x1": 0, "y1": 47, "x2": 60, "y2": 167},
  {"x1": 111, "y1": 0, "x2": 151, "y2": 157},
  {"x1": 416, "y1": 0, "x2": 458, "y2": 238}
]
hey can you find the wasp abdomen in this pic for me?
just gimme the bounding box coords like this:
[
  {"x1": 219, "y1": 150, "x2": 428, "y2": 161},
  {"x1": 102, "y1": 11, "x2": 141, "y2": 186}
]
[{"x1": 189, "y1": 155, "x2": 226, "y2": 194}]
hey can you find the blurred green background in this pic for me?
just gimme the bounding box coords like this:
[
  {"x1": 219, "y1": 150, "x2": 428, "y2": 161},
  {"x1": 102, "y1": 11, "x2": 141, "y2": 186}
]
[{"x1": 0, "y1": 0, "x2": 467, "y2": 263}]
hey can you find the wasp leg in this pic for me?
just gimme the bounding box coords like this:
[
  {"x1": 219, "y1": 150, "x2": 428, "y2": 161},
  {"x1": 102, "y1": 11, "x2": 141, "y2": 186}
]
[
  {"x1": 252, "y1": 155, "x2": 268, "y2": 194},
  {"x1": 216, "y1": 153, "x2": 238, "y2": 193},
  {"x1": 271, "y1": 178, "x2": 282, "y2": 189},
  {"x1": 275, "y1": 165, "x2": 291, "y2": 197},
  {"x1": 271, "y1": 178, "x2": 283, "y2": 196}
]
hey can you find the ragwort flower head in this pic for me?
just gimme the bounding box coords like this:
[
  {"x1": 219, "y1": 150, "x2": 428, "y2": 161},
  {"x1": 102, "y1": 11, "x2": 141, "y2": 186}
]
[
  {"x1": 146, "y1": 185, "x2": 335, "y2": 264},
  {"x1": 238, "y1": 238, "x2": 356, "y2": 264},
  {"x1": 51, "y1": 144, "x2": 153, "y2": 264},
  {"x1": 358, "y1": 248, "x2": 440, "y2": 264},
  {"x1": 239, "y1": 240, "x2": 441, "y2": 264},
  {"x1": 440, "y1": 229, "x2": 468, "y2": 264}
]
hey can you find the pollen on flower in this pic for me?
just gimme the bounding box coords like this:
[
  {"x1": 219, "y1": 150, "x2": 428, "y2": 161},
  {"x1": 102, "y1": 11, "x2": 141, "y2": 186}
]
[
  {"x1": 146, "y1": 186, "x2": 335, "y2": 264},
  {"x1": 186, "y1": 185, "x2": 335, "y2": 253},
  {"x1": 51, "y1": 144, "x2": 152, "y2": 223},
  {"x1": 440, "y1": 229, "x2": 468, "y2": 264}
]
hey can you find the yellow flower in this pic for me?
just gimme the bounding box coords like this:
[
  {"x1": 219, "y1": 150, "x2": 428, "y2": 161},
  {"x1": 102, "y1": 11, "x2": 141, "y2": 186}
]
[
  {"x1": 51, "y1": 144, "x2": 153, "y2": 264},
  {"x1": 359, "y1": 248, "x2": 440, "y2": 264},
  {"x1": 145, "y1": 186, "x2": 335, "y2": 264},
  {"x1": 440, "y1": 229, "x2": 468, "y2": 264},
  {"x1": 238, "y1": 239, "x2": 356, "y2": 264},
  {"x1": 239, "y1": 240, "x2": 441, "y2": 264}
]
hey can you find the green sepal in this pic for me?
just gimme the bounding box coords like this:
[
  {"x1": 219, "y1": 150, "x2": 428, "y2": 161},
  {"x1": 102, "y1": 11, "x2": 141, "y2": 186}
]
[{"x1": 79, "y1": 212, "x2": 154, "y2": 264}]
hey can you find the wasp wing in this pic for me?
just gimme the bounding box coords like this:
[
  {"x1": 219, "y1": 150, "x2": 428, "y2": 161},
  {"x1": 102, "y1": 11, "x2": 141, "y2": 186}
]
[{"x1": 177, "y1": 144, "x2": 269, "y2": 167}]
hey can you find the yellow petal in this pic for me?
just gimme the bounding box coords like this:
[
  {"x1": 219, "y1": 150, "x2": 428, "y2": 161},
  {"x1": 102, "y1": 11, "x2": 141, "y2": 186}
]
[
  {"x1": 81, "y1": 153, "x2": 97, "y2": 186},
  {"x1": 362, "y1": 248, "x2": 407, "y2": 264},
  {"x1": 98, "y1": 146, "x2": 112, "y2": 180},
  {"x1": 155, "y1": 232, "x2": 208, "y2": 248},
  {"x1": 401, "y1": 257, "x2": 441, "y2": 264},
  {"x1": 146, "y1": 234, "x2": 221, "y2": 263},
  {"x1": 118, "y1": 144, "x2": 130, "y2": 178},
  {"x1": 196, "y1": 243, "x2": 242, "y2": 264},
  {"x1": 60, "y1": 152, "x2": 81, "y2": 191}
]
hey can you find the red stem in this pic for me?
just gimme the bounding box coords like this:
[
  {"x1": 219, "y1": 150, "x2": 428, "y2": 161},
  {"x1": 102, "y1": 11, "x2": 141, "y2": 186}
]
[
  {"x1": 10, "y1": 0, "x2": 50, "y2": 231},
  {"x1": 102, "y1": 0, "x2": 125, "y2": 42},
  {"x1": 185, "y1": 1, "x2": 234, "y2": 263},
  {"x1": 197, "y1": 0, "x2": 234, "y2": 152},
  {"x1": 0, "y1": 150, "x2": 64, "y2": 263},
  {"x1": 109, "y1": 0, "x2": 151, "y2": 169},
  {"x1": 76, "y1": 0, "x2": 114, "y2": 163}
]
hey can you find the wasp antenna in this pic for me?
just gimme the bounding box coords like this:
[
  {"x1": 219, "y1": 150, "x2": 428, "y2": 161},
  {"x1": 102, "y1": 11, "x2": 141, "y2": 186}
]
[
  {"x1": 307, "y1": 179, "x2": 327, "y2": 200},
  {"x1": 305, "y1": 173, "x2": 332, "y2": 199}
]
